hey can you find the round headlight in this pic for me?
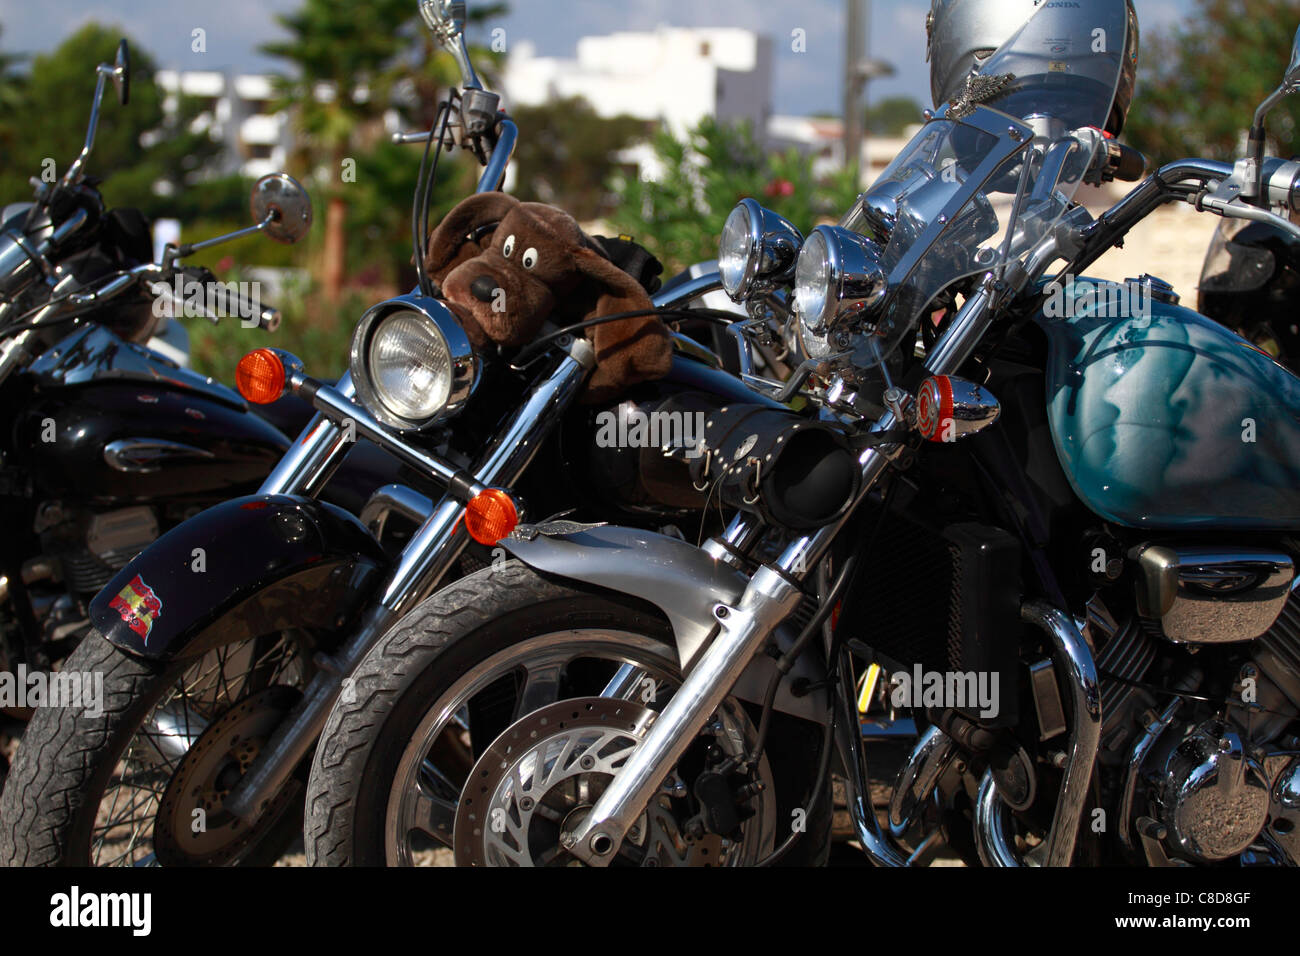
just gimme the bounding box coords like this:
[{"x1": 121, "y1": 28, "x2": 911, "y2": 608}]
[
  {"x1": 350, "y1": 295, "x2": 478, "y2": 430},
  {"x1": 719, "y1": 203, "x2": 758, "y2": 298},
  {"x1": 717, "y1": 198, "x2": 803, "y2": 302},
  {"x1": 794, "y1": 226, "x2": 888, "y2": 337},
  {"x1": 794, "y1": 229, "x2": 833, "y2": 332},
  {"x1": 369, "y1": 311, "x2": 453, "y2": 421}
]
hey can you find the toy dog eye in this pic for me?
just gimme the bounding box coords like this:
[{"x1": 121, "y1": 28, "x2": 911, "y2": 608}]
[
  {"x1": 522, "y1": 248, "x2": 539, "y2": 270},
  {"x1": 502, "y1": 235, "x2": 516, "y2": 258}
]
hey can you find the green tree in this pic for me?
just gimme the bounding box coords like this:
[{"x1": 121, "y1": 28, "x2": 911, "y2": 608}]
[
  {"x1": 865, "y1": 96, "x2": 923, "y2": 136},
  {"x1": 607, "y1": 117, "x2": 860, "y2": 275},
  {"x1": 262, "y1": 0, "x2": 414, "y2": 303},
  {"x1": 0, "y1": 24, "x2": 220, "y2": 219},
  {"x1": 511, "y1": 96, "x2": 645, "y2": 221},
  {"x1": 1125, "y1": 0, "x2": 1300, "y2": 163},
  {"x1": 0, "y1": 26, "x2": 24, "y2": 163}
]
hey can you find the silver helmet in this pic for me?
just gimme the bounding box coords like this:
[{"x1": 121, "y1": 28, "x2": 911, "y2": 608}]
[
  {"x1": 926, "y1": 0, "x2": 1040, "y2": 110},
  {"x1": 927, "y1": 0, "x2": 1140, "y2": 137}
]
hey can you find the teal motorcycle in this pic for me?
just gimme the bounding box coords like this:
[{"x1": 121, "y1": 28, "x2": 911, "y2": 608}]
[{"x1": 303, "y1": 1, "x2": 1300, "y2": 867}]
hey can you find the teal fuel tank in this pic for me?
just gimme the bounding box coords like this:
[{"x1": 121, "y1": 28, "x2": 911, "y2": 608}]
[{"x1": 1033, "y1": 277, "x2": 1300, "y2": 530}]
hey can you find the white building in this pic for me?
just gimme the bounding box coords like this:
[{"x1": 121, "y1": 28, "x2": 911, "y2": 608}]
[
  {"x1": 155, "y1": 71, "x2": 292, "y2": 180},
  {"x1": 502, "y1": 27, "x2": 774, "y2": 139},
  {"x1": 767, "y1": 114, "x2": 921, "y2": 187}
]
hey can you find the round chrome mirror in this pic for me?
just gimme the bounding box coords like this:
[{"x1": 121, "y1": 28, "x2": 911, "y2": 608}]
[
  {"x1": 419, "y1": 0, "x2": 467, "y2": 40},
  {"x1": 251, "y1": 173, "x2": 313, "y2": 245},
  {"x1": 114, "y1": 40, "x2": 130, "y2": 106}
]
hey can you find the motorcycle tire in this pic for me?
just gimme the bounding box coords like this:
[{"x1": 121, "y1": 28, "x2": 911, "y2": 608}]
[
  {"x1": 0, "y1": 631, "x2": 306, "y2": 867},
  {"x1": 305, "y1": 560, "x2": 831, "y2": 867}
]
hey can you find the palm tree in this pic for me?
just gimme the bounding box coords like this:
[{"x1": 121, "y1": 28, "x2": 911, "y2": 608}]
[{"x1": 262, "y1": 0, "x2": 413, "y2": 302}]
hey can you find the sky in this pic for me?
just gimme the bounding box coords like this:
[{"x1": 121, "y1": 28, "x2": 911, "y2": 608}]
[{"x1": 0, "y1": 0, "x2": 1193, "y2": 116}]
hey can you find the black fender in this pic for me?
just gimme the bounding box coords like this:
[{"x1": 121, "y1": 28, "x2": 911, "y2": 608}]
[{"x1": 89, "y1": 495, "x2": 389, "y2": 660}]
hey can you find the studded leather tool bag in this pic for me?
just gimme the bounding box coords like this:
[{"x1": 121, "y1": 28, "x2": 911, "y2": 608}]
[{"x1": 652, "y1": 393, "x2": 862, "y2": 531}]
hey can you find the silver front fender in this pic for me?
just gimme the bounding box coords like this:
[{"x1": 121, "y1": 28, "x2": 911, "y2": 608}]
[{"x1": 503, "y1": 524, "x2": 828, "y2": 724}]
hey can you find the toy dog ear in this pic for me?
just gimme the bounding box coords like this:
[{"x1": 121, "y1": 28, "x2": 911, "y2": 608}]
[
  {"x1": 572, "y1": 247, "x2": 673, "y2": 404},
  {"x1": 424, "y1": 192, "x2": 519, "y2": 281}
]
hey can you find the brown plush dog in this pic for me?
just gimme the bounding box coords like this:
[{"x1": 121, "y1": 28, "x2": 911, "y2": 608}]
[{"x1": 423, "y1": 192, "x2": 672, "y2": 402}]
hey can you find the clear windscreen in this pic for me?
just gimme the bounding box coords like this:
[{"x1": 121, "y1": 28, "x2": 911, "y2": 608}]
[{"x1": 839, "y1": 0, "x2": 1130, "y2": 365}]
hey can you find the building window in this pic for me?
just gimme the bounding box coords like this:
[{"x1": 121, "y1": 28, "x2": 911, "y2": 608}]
[{"x1": 700, "y1": 41, "x2": 711, "y2": 57}]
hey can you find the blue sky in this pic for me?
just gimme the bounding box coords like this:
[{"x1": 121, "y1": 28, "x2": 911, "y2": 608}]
[{"x1": 0, "y1": 0, "x2": 1193, "y2": 115}]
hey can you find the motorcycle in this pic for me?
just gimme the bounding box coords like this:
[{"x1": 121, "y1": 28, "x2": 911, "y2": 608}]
[
  {"x1": 0, "y1": 43, "x2": 400, "y2": 780},
  {"x1": 1198, "y1": 210, "x2": 1300, "y2": 370},
  {"x1": 0, "y1": 0, "x2": 788, "y2": 866},
  {"x1": 300, "y1": 2, "x2": 1300, "y2": 867}
]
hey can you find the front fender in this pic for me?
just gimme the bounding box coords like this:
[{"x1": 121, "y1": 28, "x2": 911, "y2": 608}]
[
  {"x1": 90, "y1": 495, "x2": 388, "y2": 660},
  {"x1": 503, "y1": 524, "x2": 828, "y2": 723}
]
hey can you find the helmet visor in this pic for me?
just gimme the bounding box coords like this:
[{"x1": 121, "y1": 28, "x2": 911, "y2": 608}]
[{"x1": 957, "y1": 0, "x2": 1134, "y2": 134}]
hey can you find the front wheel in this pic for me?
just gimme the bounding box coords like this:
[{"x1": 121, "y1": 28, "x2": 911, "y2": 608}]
[
  {"x1": 305, "y1": 561, "x2": 829, "y2": 867},
  {"x1": 0, "y1": 629, "x2": 311, "y2": 866}
]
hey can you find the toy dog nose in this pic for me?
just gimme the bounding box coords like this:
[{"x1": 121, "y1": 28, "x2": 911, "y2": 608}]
[{"x1": 470, "y1": 276, "x2": 500, "y2": 304}]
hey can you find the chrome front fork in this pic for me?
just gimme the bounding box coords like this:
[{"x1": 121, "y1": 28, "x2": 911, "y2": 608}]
[
  {"x1": 226, "y1": 341, "x2": 595, "y2": 821},
  {"x1": 563, "y1": 277, "x2": 1012, "y2": 865}
]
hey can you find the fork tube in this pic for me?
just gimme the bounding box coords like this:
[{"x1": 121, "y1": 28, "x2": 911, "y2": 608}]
[
  {"x1": 259, "y1": 373, "x2": 358, "y2": 497},
  {"x1": 565, "y1": 279, "x2": 1001, "y2": 863},
  {"x1": 226, "y1": 343, "x2": 594, "y2": 822}
]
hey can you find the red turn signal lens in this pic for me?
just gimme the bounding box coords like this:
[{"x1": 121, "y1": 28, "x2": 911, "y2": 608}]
[
  {"x1": 916, "y1": 376, "x2": 954, "y2": 443},
  {"x1": 464, "y1": 489, "x2": 519, "y2": 546},
  {"x1": 236, "y1": 349, "x2": 287, "y2": 405}
]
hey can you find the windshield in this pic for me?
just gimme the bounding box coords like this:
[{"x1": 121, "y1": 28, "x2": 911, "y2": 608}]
[{"x1": 840, "y1": 0, "x2": 1131, "y2": 366}]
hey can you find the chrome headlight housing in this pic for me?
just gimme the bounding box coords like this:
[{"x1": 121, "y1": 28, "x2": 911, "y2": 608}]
[
  {"x1": 718, "y1": 198, "x2": 804, "y2": 301},
  {"x1": 793, "y1": 225, "x2": 888, "y2": 336},
  {"x1": 349, "y1": 294, "x2": 479, "y2": 431}
]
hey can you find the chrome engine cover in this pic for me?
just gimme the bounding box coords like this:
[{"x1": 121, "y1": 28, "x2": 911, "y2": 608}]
[
  {"x1": 1267, "y1": 757, "x2": 1300, "y2": 864},
  {"x1": 1157, "y1": 722, "x2": 1271, "y2": 862}
]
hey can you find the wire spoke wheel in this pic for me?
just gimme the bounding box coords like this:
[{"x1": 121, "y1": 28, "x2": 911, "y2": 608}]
[{"x1": 89, "y1": 634, "x2": 308, "y2": 866}]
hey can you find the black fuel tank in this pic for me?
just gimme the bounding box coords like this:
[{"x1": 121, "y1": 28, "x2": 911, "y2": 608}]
[{"x1": 10, "y1": 325, "x2": 289, "y2": 504}]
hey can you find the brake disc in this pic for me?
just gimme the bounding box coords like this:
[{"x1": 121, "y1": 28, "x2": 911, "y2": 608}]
[
  {"x1": 153, "y1": 685, "x2": 301, "y2": 866},
  {"x1": 453, "y1": 696, "x2": 737, "y2": 867}
]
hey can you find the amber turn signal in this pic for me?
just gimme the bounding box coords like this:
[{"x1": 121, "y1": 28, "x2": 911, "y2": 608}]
[
  {"x1": 236, "y1": 349, "x2": 287, "y2": 405},
  {"x1": 464, "y1": 488, "x2": 519, "y2": 546}
]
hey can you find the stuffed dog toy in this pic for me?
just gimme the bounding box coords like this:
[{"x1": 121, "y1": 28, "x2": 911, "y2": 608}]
[{"x1": 423, "y1": 192, "x2": 672, "y2": 403}]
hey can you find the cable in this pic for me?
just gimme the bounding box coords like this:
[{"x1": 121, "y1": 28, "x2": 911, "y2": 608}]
[
  {"x1": 413, "y1": 99, "x2": 454, "y2": 298},
  {"x1": 509, "y1": 307, "x2": 741, "y2": 368}
]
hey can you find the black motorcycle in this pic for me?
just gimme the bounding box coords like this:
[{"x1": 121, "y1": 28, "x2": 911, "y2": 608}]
[
  {"x1": 0, "y1": 42, "x2": 398, "y2": 775},
  {"x1": 0, "y1": 3, "x2": 779, "y2": 866}
]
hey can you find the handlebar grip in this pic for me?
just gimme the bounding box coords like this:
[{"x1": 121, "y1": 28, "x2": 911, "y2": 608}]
[
  {"x1": 173, "y1": 267, "x2": 281, "y2": 331},
  {"x1": 255, "y1": 306, "x2": 282, "y2": 333},
  {"x1": 1110, "y1": 142, "x2": 1147, "y2": 183}
]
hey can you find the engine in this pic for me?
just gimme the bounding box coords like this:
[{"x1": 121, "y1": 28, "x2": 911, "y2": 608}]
[
  {"x1": 21, "y1": 502, "x2": 159, "y2": 656},
  {"x1": 1092, "y1": 576, "x2": 1300, "y2": 866}
]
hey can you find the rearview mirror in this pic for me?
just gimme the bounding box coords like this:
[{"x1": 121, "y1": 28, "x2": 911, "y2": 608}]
[
  {"x1": 417, "y1": 0, "x2": 481, "y2": 90},
  {"x1": 251, "y1": 173, "x2": 313, "y2": 245},
  {"x1": 113, "y1": 40, "x2": 130, "y2": 106},
  {"x1": 419, "y1": 0, "x2": 466, "y2": 40},
  {"x1": 1285, "y1": 25, "x2": 1300, "y2": 91},
  {"x1": 1253, "y1": 26, "x2": 1300, "y2": 128}
]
